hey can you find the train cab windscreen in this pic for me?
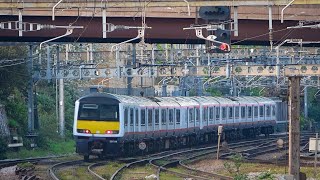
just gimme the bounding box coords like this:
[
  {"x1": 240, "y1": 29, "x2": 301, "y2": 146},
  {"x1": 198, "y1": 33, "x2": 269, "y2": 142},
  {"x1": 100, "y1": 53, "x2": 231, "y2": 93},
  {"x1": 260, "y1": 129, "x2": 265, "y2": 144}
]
[{"x1": 78, "y1": 103, "x2": 119, "y2": 121}]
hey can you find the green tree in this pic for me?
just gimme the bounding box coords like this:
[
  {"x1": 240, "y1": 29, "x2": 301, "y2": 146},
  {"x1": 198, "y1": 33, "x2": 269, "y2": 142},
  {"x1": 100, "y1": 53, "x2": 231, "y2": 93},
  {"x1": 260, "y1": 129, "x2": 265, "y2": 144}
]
[
  {"x1": 0, "y1": 46, "x2": 29, "y2": 101},
  {"x1": 5, "y1": 88, "x2": 28, "y2": 135},
  {"x1": 206, "y1": 87, "x2": 223, "y2": 97}
]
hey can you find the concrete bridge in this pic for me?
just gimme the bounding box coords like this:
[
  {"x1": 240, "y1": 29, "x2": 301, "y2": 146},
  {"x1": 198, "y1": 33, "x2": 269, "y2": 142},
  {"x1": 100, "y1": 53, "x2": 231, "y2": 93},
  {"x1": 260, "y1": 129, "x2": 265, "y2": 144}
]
[{"x1": 0, "y1": 0, "x2": 320, "y2": 44}]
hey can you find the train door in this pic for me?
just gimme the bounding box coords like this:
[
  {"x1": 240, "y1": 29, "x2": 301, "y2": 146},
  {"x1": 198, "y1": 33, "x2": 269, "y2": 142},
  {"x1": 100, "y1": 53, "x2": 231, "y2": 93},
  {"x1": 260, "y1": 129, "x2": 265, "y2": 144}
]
[
  {"x1": 168, "y1": 108, "x2": 174, "y2": 132},
  {"x1": 175, "y1": 108, "x2": 181, "y2": 130},
  {"x1": 216, "y1": 106, "x2": 221, "y2": 125},
  {"x1": 272, "y1": 104, "x2": 276, "y2": 120},
  {"x1": 259, "y1": 105, "x2": 265, "y2": 122},
  {"x1": 161, "y1": 108, "x2": 167, "y2": 135},
  {"x1": 240, "y1": 106, "x2": 246, "y2": 123},
  {"x1": 253, "y1": 106, "x2": 259, "y2": 123},
  {"x1": 247, "y1": 105, "x2": 253, "y2": 123},
  {"x1": 208, "y1": 106, "x2": 214, "y2": 126},
  {"x1": 202, "y1": 106, "x2": 208, "y2": 128},
  {"x1": 188, "y1": 107, "x2": 195, "y2": 129},
  {"x1": 147, "y1": 108, "x2": 153, "y2": 133},
  {"x1": 140, "y1": 108, "x2": 146, "y2": 132},
  {"x1": 124, "y1": 107, "x2": 129, "y2": 134},
  {"x1": 199, "y1": 106, "x2": 203, "y2": 129},
  {"x1": 154, "y1": 108, "x2": 160, "y2": 132},
  {"x1": 227, "y1": 106, "x2": 234, "y2": 124},
  {"x1": 128, "y1": 107, "x2": 134, "y2": 133},
  {"x1": 235, "y1": 106, "x2": 240, "y2": 123},
  {"x1": 134, "y1": 108, "x2": 138, "y2": 133},
  {"x1": 180, "y1": 108, "x2": 186, "y2": 129},
  {"x1": 195, "y1": 107, "x2": 200, "y2": 128},
  {"x1": 221, "y1": 106, "x2": 227, "y2": 125},
  {"x1": 186, "y1": 108, "x2": 189, "y2": 129},
  {"x1": 266, "y1": 105, "x2": 271, "y2": 121}
]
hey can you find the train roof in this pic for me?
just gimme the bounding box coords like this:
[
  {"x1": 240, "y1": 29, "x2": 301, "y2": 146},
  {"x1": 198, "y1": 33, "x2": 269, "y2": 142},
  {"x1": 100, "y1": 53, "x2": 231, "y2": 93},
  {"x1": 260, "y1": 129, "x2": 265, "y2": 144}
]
[{"x1": 78, "y1": 93, "x2": 276, "y2": 107}]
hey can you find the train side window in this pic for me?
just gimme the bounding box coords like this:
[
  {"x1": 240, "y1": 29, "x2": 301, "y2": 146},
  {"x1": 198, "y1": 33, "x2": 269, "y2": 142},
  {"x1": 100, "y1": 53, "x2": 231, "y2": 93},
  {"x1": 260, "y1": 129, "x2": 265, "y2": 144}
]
[
  {"x1": 203, "y1": 107, "x2": 208, "y2": 121},
  {"x1": 248, "y1": 106, "x2": 252, "y2": 118},
  {"x1": 209, "y1": 107, "x2": 214, "y2": 121},
  {"x1": 266, "y1": 105, "x2": 271, "y2": 117},
  {"x1": 169, "y1": 109, "x2": 174, "y2": 124},
  {"x1": 196, "y1": 108, "x2": 200, "y2": 122},
  {"x1": 148, "y1": 109, "x2": 153, "y2": 126},
  {"x1": 254, "y1": 106, "x2": 258, "y2": 118},
  {"x1": 235, "y1": 106, "x2": 239, "y2": 119},
  {"x1": 135, "y1": 109, "x2": 139, "y2": 127},
  {"x1": 228, "y1": 107, "x2": 233, "y2": 119},
  {"x1": 215, "y1": 107, "x2": 220, "y2": 120},
  {"x1": 141, "y1": 109, "x2": 146, "y2": 126},
  {"x1": 189, "y1": 108, "x2": 194, "y2": 123},
  {"x1": 161, "y1": 109, "x2": 166, "y2": 125},
  {"x1": 130, "y1": 108, "x2": 134, "y2": 126},
  {"x1": 124, "y1": 108, "x2": 128, "y2": 126},
  {"x1": 272, "y1": 105, "x2": 276, "y2": 116},
  {"x1": 241, "y1": 106, "x2": 246, "y2": 118},
  {"x1": 155, "y1": 109, "x2": 159, "y2": 125},
  {"x1": 176, "y1": 109, "x2": 180, "y2": 124},
  {"x1": 259, "y1": 106, "x2": 264, "y2": 117},
  {"x1": 222, "y1": 107, "x2": 227, "y2": 119}
]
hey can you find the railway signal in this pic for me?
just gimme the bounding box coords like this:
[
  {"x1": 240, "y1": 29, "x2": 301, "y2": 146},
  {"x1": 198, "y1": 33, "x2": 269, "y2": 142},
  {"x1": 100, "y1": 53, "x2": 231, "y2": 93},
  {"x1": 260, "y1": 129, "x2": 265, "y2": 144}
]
[
  {"x1": 208, "y1": 29, "x2": 231, "y2": 53},
  {"x1": 198, "y1": 6, "x2": 232, "y2": 54},
  {"x1": 199, "y1": 6, "x2": 230, "y2": 21}
]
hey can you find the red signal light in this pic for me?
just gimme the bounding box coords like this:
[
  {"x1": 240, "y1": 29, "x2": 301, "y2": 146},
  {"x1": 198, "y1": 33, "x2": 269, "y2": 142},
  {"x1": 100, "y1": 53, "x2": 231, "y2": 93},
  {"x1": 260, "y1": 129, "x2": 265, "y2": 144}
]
[{"x1": 219, "y1": 43, "x2": 230, "y2": 51}]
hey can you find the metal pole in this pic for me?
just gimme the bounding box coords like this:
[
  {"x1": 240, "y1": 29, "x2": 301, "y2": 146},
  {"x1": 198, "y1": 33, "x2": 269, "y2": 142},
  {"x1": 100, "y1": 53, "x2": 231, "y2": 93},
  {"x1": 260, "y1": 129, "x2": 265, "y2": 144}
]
[
  {"x1": 58, "y1": 45, "x2": 65, "y2": 137},
  {"x1": 217, "y1": 126, "x2": 223, "y2": 160},
  {"x1": 46, "y1": 45, "x2": 51, "y2": 81},
  {"x1": 27, "y1": 45, "x2": 34, "y2": 132},
  {"x1": 217, "y1": 134, "x2": 221, "y2": 160},
  {"x1": 59, "y1": 77, "x2": 65, "y2": 137},
  {"x1": 162, "y1": 80, "x2": 167, "y2": 97},
  {"x1": 233, "y1": 6, "x2": 238, "y2": 37},
  {"x1": 314, "y1": 133, "x2": 318, "y2": 178},
  {"x1": 304, "y1": 86, "x2": 308, "y2": 119},
  {"x1": 268, "y1": 6, "x2": 273, "y2": 49},
  {"x1": 196, "y1": 46, "x2": 202, "y2": 96},
  {"x1": 18, "y1": 9, "x2": 23, "y2": 37},
  {"x1": 127, "y1": 44, "x2": 134, "y2": 95},
  {"x1": 102, "y1": 8, "x2": 107, "y2": 38},
  {"x1": 288, "y1": 76, "x2": 301, "y2": 180}
]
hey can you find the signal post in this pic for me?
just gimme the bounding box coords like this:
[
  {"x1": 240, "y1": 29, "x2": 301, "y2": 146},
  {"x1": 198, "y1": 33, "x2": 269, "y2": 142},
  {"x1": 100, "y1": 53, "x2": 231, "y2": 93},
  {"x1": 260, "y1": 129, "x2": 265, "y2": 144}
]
[{"x1": 288, "y1": 76, "x2": 301, "y2": 180}]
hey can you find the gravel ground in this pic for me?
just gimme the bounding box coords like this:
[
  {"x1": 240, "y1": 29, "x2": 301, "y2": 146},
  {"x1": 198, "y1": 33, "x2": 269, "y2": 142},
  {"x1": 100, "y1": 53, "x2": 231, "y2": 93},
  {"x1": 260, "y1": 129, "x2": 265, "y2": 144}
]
[
  {"x1": 189, "y1": 157, "x2": 318, "y2": 180},
  {"x1": 0, "y1": 166, "x2": 18, "y2": 180}
]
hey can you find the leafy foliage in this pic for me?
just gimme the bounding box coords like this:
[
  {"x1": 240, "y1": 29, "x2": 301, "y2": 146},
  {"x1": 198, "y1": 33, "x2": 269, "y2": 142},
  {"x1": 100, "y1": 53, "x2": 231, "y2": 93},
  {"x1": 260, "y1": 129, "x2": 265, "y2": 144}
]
[
  {"x1": 206, "y1": 87, "x2": 223, "y2": 97},
  {"x1": 5, "y1": 88, "x2": 28, "y2": 134},
  {"x1": 0, "y1": 137, "x2": 8, "y2": 159},
  {"x1": 306, "y1": 87, "x2": 320, "y2": 123},
  {"x1": 0, "y1": 46, "x2": 29, "y2": 101},
  {"x1": 258, "y1": 170, "x2": 275, "y2": 180},
  {"x1": 0, "y1": 46, "x2": 79, "y2": 157},
  {"x1": 224, "y1": 153, "x2": 248, "y2": 180}
]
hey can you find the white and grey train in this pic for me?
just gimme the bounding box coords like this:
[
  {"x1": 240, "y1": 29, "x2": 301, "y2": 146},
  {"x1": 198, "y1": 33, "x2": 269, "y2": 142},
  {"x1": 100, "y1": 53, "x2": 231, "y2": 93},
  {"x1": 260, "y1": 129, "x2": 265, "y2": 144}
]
[{"x1": 73, "y1": 93, "x2": 287, "y2": 160}]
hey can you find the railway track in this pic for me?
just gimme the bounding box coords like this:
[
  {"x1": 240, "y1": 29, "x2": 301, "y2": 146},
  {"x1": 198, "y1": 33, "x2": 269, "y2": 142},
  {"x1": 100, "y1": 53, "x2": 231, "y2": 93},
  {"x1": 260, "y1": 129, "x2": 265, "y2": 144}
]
[
  {"x1": 0, "y1": 155, "x2": 70, "y2": 180},
  {"x1": 4, "y1": 132, "x2": 313, "y2": 180},
  {"x1": 109, "y1": 137, "x2": 280, "y2": 180}
]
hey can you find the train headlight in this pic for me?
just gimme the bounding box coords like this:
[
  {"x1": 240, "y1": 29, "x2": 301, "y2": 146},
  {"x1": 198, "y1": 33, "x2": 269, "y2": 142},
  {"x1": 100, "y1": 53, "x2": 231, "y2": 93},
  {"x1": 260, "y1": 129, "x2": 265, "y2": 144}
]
[
  {"x1": 77, "y1": 129, "x2": 91, "y2": 134},
  {"x1": 105, "y1": 130, "x2": 119, "y2": 134}
]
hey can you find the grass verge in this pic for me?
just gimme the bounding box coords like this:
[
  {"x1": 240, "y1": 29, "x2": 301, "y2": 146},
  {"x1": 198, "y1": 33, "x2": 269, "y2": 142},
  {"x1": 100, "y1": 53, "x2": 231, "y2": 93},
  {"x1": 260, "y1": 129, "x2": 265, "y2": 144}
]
[{"x1": 6, "y1": 139, "x2": 75, "y2": 159}]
